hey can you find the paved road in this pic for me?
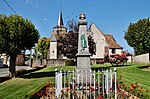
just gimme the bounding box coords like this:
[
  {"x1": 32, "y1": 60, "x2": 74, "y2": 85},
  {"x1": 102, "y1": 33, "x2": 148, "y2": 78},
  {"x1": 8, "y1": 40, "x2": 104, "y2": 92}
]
[
  {"x1": 0, "y1": 66, "x2": 33, "y2": 77},
  {"x1": 0, "y1": 68, "x2": 9, "y2": 77}
]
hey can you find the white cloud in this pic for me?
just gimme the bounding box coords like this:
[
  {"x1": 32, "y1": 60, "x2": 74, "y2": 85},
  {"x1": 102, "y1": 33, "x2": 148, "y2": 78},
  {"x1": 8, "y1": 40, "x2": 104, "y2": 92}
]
[{"x1": 43, "y1": 18, "x2": 47, "y2": 21}]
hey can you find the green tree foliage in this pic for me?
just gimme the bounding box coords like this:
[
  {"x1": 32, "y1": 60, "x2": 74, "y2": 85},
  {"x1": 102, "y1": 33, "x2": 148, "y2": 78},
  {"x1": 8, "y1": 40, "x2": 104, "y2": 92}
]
[
  {"x1": 35, "y1": 37, "x2": 50, "y2": 59},
  {"x1": 0, "y1": 14, "x2": 39, "y2": 77},
  {"x1": 124, "y1": 18, "x2": 150, "y2": 55}
]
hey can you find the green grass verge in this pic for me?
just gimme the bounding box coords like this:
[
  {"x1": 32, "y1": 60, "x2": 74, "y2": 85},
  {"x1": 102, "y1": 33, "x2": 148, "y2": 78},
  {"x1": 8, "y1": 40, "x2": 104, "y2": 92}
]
[
  {"x1": 0, "y1": 66, "x2": 75, "y2": 99},
  {"x1": 0, "y1": 63, "x2": 150, "y2": 98}
]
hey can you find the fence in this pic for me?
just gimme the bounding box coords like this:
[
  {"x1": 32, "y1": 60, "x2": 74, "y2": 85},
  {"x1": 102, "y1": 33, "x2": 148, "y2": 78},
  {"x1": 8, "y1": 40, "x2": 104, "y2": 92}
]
[{"x1": 55, "y1": 68, "x2": 117, "y2": 99}]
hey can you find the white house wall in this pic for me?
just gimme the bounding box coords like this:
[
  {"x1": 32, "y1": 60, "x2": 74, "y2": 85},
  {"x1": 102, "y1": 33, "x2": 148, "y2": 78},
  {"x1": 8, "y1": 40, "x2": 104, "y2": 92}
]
[
  {"x1": 89, "y1": 24, "x2": 107, "y2": 59},
  {"x1": 108, "y1": 49, "x2": 122, "y2": 56}
]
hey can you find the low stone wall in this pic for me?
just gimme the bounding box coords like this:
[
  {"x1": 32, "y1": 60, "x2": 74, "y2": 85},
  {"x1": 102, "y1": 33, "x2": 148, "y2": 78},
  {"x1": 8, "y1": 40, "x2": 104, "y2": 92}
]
[
  {"x1": 133, "y1": 53, "x2": 150, "y2": 65},
  {"x1": 46, "y1": 59, "x2": 66, "y2": 66},
  {"x1": 32, "y1": 59, "x2": 66, "y2": 66}
]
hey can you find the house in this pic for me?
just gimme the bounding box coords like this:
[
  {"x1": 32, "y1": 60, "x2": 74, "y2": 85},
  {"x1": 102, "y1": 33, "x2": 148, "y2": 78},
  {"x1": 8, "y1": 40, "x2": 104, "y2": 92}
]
[{"x1": 48, "y1": 11, "x2": 123, "y2": 62}]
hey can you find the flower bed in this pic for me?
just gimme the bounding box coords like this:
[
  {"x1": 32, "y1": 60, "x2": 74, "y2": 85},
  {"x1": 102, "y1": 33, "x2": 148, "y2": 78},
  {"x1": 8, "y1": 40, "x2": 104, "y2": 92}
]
[{"x1": 31, "y1": 75, "x2": 149, "y2": 99}]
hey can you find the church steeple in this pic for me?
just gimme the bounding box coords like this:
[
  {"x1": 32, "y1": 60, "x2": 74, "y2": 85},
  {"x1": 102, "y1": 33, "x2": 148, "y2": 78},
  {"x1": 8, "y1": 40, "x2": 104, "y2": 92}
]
[
  {"x1": 53, "y1": 9, "x2": 67, "y2": 33},
  {"x1": 57, "y1": 11, "x2": 64, "y2": 26}
]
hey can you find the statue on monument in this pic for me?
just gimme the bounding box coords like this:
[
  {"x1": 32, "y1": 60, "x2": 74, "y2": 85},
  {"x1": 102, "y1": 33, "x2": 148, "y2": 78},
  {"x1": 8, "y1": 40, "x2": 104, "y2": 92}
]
[{"x1": 81, "y1": 32, "x2": 87, "y2": 51}]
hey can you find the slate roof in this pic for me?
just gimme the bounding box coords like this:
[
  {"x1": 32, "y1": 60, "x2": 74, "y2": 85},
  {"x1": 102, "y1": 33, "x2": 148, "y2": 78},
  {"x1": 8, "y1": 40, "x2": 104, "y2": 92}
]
[
  {"x1": 104, "y1": 34, "x2": 123, "y2": 49},
  {"x1": 50, "y1": 33, "x2": 57, "y2": 42},
  {"x1": 57, "y1": 11, "x2": 64, "y2": 26}
]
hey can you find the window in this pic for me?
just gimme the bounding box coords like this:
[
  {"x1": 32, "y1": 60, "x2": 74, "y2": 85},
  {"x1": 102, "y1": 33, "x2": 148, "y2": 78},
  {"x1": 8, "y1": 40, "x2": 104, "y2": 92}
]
[{"x1": 112, "y1": 49, "x2": 116, "y2": 54}]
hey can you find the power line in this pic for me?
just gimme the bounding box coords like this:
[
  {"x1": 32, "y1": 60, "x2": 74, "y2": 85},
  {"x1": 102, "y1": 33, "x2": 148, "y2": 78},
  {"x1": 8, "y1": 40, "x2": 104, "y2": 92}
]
[{"x1": 3, "y1": 0, "x2": 17, "y2": 14}]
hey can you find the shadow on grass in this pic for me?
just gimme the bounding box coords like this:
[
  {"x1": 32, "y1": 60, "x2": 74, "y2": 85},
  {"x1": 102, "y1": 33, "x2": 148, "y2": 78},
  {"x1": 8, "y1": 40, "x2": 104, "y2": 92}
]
[
  {"x1": 19, "y1": 71, "x2": 55, "y2": 79},
  {"x1": 138, "y1": 65, "x2": 149, "y2": 69},
  {"x1": 0, "y1": 77, "x2": 10, "y2": 83},
  {"x1": 17, "y1": 66, "x2": 47, "y2": 76}
]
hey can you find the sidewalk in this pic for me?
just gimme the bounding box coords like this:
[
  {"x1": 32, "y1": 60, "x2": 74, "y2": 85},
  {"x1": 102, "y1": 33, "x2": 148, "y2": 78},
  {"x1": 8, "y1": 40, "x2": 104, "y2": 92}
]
[{"x1": 0, "y1": 65, "x2": 33, "y2": 77}]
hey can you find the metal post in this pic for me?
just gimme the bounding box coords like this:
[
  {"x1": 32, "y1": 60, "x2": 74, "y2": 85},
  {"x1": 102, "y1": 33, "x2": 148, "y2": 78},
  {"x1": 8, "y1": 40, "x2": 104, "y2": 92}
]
[
  {"x1": 64, "y1": 70, "x2": 65, "y2": 91},
  {"x1": 82, "y1": 70, "x2": 83, "y2": 99},
  {"x1": 55, "y1": 68, "x2": 57, "y2": 98},
  {"x1": 110, "y1": 69, "x2": 113, "y2": 92},
  {"x1": 90, "y1": 70, "x2": 92, "y2": 99},
  {"x1": 102, "y1": 69, "x2": 104, "y2": 95},
  {"x1": 94, "y1": 70, "x2": 96, "y2": 99},
  {"x1": 98, "y1": 69, "x2": 100, "y2": 95},
  {"x1": 86, "y1": 70, "x2": 87, "y2": 98},
  {"x1": 68, "y1": 71, "x2": 70, "y2": 99},
  {"x1": 114, "y1": 68, "x2": 117, "y2": 99},
  {"x1": 106, "y1": 69, "x2": 108, "y2": 95},
  {"x1": 72, "y1": 70, "x2": 74, "y2": 99}
]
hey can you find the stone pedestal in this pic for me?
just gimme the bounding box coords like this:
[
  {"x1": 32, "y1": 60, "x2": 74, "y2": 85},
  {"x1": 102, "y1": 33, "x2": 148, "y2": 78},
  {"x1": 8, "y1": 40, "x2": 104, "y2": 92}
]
[{"x1": 76, "y1": 52, "x2": 91, "y2": 71}]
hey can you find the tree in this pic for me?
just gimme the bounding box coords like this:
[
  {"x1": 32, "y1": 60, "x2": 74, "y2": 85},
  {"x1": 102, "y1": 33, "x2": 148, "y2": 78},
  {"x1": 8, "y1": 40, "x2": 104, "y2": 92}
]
[
  {"x1": 124, "y1": 18, "x2": 150, "y2": 55},
  {"x1": 57, "y1": 17, "x2": 96, "y2": 58},
  {"x1": 0, "y1": 14, "x2": 39, "y2": 77},
  {"x1": 35, "y1": 37, "x2": 50, "y2": 59},
  {"x1": 66, "y1": 18, "x2": 78, "y2": 32},
  {"x1": 57, "y1": 31, "x2": 78, "y2": 58}
]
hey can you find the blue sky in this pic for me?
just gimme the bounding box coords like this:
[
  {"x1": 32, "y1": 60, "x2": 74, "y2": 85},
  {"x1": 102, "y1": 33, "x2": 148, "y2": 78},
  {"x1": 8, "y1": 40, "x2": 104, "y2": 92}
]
[{"x1": 0, "y1": 0, "x2": 150, "y2": 54}]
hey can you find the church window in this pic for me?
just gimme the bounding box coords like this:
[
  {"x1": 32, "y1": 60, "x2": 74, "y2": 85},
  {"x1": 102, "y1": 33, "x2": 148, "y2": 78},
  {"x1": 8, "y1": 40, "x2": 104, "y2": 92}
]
[{"x1": 52, "y1": 51, "x2": 54, "y2": 53}]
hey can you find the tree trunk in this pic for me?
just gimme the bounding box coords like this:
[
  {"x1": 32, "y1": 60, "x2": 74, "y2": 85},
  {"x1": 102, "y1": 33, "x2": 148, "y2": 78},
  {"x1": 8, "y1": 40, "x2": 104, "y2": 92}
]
[{"x1": 9, "y1": 55, "x2": 17, "y2": 78}]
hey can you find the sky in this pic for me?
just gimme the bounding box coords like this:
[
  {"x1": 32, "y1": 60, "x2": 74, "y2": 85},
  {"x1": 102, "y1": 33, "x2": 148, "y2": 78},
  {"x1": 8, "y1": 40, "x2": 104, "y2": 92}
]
[{"x1": 0, "y1": 0, "x2": 150, "y2": 54}]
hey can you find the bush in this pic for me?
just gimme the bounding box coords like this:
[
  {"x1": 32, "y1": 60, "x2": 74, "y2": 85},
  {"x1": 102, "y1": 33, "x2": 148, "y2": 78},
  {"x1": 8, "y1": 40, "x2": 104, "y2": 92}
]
[{"x1": 65, "y1": 59, "x2": 75, "y2": 66}]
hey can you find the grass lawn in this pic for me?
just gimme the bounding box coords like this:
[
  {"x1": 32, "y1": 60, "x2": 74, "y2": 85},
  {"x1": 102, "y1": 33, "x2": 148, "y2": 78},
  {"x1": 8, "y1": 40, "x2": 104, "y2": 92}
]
[
  {"x1": 116, "y1": 63, "x2": 150, "y2": 97},
  {"x1": 0, "y1": 66, "x2": 75, "y2": 99},
  {"x1": 0, "y1": 63, "x2": 150, "y2": 98}
]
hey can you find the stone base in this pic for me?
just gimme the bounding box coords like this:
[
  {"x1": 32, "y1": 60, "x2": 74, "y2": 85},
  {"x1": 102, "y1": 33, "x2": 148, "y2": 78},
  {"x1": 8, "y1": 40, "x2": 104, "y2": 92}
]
[
  {"x1": 76, "y1": 53, "x2": 91, "y2": 70},
  {"x1": 76, "y1": 69, "x2": 93, "y2": 83}
]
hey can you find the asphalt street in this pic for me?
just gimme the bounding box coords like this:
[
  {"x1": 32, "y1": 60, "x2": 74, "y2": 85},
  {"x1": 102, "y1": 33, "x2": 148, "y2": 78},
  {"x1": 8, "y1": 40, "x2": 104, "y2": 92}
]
[{"x1": 0, "y1": 66, "x2": 32, "y2": 77}]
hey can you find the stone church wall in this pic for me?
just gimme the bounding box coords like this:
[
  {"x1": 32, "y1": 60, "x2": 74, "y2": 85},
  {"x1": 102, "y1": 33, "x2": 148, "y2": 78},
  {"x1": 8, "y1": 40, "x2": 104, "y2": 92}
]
[{"x1": 32, "y1": 59, "x2": 66, "y2": 66}]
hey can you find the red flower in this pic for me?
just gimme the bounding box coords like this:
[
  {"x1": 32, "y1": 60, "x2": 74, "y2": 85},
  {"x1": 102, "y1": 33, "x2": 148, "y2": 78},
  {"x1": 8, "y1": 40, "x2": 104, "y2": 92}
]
[
  {"x1": 90, "y1": 87, "x2": 96, "y2": 91},
  {"x1": 146, "y1": 90, "x2": 149, "y2": 93},
  {"x1": 45, "y1": 89, "x2": 49, "y2": 93},
  {"x1": 118, "y1": 84, "x2": 121, "y2": 88},
  {"x1": 109, "y1": 88, "x2": 113, "y2": 90},
  {"x1": 36, "y1": 92, "x2": 41, "y2": 96},
  {"x1": 122, "y1": 92, "x2": 125, "y2": 97},
  {"x1": 103, "y1": 92, "x2": 106, "y2": 95},
  {"x1": 61, "y1": 89, "x2": 64, "y2": 92},
  {"x1": 66, "y1": 88, "x2": 70, "y2": 92},
  {"x1": 97, "y1": 96, "x2": 103, "y2": 99},
  {"x1": 130, "y1": 84, "x2": 136, "y2": 89},
  {"x1": 45, "y1": 82, "x2": 50, "y2": 87},
  {"x1": 100, "y1": 86, "x2": 102, "y2": 89},
  {"x1": 31, "y1": 94, "x2": 34, "y2": 97}
]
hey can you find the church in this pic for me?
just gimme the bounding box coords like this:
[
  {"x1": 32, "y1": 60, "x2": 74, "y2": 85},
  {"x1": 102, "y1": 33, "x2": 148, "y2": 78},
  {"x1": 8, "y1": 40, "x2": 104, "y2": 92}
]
[{"x1": 48, "y1": 11, "x2": 123, "y2": 62}]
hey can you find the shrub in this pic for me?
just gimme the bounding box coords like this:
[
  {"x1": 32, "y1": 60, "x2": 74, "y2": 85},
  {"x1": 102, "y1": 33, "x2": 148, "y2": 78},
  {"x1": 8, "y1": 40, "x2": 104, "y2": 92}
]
[{"x1": 65, "y1": 59, "x2": 75, "y2": 66}]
